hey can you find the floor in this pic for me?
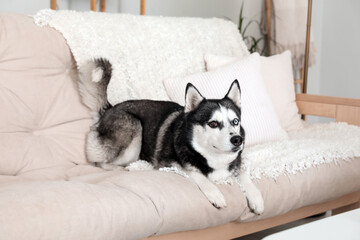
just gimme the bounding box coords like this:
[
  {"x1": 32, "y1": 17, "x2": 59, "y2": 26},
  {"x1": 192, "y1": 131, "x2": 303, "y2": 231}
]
[{"x1": 233, "y1": 211, "x2": 331, "y2": 240}]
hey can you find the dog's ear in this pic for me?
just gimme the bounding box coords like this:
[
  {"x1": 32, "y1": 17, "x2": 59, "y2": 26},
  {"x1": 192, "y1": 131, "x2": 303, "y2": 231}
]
[
  {"x1": 185, "y1": 83, "x2": 204, "y2": 113},
  {"x1": 225, "y1": 80, "x2": 241, "y2": 108}
]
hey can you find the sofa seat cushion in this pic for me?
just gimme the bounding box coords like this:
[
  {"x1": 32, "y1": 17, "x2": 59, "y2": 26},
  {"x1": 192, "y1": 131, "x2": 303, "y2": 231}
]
[
  {"x1": 1, "y1": 157, "x2": 359, "y2": 240},
  {"x1": 0, "y1": 168, "x2": 246, "y2": 240},
  {"x1": 0, "y1": 14, "x2": 92, "y2": 175}
]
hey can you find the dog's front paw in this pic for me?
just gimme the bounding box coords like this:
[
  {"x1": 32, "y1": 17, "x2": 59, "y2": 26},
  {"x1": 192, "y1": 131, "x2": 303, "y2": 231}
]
[
  {"x1": 203, "y1": 186, "x2": 227, "y2": 209},
  {"x1": 237, "y1": 172, "x2": 264, "y2": 214},
  {"x1": 187, "y1": 171, "x2": 227, "y2": 209},
  {"x1": 246, "y1": 189, "x2": 264, "y2": 215}
]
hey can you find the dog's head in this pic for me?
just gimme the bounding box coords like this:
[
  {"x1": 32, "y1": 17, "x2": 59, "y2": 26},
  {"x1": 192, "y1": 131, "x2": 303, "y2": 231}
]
[{"x1": 185, "y1": 80, "x2": 245, "y2": 166}]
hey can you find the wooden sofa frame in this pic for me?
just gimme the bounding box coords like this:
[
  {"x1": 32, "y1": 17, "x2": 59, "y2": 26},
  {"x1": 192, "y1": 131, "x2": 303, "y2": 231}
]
[{"x1": 146, "y1": 94, "x2": 360, "y2": 240}]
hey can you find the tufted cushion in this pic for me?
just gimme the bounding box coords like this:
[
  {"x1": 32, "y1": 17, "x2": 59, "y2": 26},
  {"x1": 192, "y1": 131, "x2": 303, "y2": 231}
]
[{"x1": 0, "y1": 14, "x2": 92, "y2": 175}]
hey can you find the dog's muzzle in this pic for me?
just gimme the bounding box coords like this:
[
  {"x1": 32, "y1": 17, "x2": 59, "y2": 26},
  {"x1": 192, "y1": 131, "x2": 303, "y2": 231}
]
[{"x1": 230, "y1": 135, "x2": 242, "y2": 147}]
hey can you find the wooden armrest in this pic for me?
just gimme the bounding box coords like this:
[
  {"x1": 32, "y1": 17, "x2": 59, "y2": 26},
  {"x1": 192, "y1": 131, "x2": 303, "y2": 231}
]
[{"x1": 296, "y1": 94, "x2": 360, "y2": 126}]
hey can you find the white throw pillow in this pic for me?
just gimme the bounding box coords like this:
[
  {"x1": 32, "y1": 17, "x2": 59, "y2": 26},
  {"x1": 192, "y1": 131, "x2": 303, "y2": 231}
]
[
  {"x1": 205, "y1": 50, "x2": 303, "y2": 131},
  {"x1": 163, "y1": 53, "x2": 287, "y2": 147}
]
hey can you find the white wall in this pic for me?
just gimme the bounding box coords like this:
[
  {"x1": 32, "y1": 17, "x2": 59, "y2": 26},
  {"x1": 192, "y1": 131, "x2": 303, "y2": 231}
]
[
  {"x1": 308, "y1": 0, "x2": 360, "y2": 99},
  {"x1": 0, "y1": 0, "x2": 67, "y2": 14},
  {"x1": 318, "y1": 0, "x2": 360, "y2": 99},
  {"x1": 0, "y1": 0, "x2": 260, "y2": 23}
]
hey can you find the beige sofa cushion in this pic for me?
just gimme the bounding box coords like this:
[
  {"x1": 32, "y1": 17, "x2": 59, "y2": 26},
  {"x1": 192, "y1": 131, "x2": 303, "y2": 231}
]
[
  {"x1": 0, "y1": 14, "x2": 92, "y2": 175},
  {"x1": 0, "y1": 159, "x2": 359, "y2": 240}
]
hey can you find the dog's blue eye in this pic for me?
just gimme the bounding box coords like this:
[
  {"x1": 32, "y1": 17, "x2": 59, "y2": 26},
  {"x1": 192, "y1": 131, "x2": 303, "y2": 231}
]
[
  {"x1": 208, "y1": 121, "x2": 218, "y2": 128},
  {"x1": 233, "y1": 118, "x2": 239, "y2": 125}
]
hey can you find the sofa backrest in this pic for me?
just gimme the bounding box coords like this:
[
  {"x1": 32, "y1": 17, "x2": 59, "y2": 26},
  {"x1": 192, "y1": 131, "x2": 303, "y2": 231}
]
[{"x1": 0, "y1": 14, "x2": 92, "y2": 176}]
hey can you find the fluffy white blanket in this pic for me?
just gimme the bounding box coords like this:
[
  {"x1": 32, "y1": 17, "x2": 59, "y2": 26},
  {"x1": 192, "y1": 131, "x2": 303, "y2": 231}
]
[
  {"x1": 33, "y1": 9, "x2": 249, "y2": 105},
  {"x1": 241, "y1": 122, "x2": 360, "y2": 179}
]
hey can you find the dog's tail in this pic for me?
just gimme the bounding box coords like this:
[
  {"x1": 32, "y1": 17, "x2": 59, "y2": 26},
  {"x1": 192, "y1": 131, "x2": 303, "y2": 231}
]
[{"x1": 78, "y1": 58, "x2": 112, "y2": 118}]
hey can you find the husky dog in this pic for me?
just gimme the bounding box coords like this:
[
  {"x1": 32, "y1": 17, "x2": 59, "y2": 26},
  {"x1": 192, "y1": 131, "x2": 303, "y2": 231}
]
[{"x1": 78, "y1": 59, "x2": 264, "y2": 213}]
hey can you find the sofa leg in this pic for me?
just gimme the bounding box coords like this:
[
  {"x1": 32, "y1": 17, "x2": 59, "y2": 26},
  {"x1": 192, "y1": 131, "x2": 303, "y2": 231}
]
[{"x1": 332, "y1": 201, "x2": 360, "y2": 215}]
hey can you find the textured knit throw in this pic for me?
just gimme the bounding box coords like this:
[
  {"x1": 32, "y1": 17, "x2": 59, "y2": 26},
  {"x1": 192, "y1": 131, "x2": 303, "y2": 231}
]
[
  {"x1": 241, "y1": 122, "x2": 360, "y2": 179},
  {"x1": 33, "y1": 9, "x2": 249, "y2": 105}
]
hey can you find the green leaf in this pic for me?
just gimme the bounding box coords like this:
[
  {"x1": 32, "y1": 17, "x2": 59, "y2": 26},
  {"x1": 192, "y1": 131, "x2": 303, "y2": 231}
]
[{"x1": 237, "y1": 1, "x2": 266, "y2": 55}]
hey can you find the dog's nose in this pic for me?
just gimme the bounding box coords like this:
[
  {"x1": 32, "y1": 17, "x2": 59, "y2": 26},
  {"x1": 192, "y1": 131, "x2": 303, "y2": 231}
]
[{"x1": 230, "y1": 135, "x2": 242, "y2": 146}]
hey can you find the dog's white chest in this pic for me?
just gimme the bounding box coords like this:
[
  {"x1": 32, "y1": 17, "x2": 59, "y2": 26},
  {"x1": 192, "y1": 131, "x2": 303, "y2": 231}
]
[{"x1": 208, "y1": 168, "x2": 232, "y2": 182}]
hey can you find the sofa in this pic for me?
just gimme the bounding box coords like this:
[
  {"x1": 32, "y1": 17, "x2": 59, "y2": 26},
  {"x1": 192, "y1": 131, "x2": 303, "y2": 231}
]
[{"x1": 0, "y1": 13, "x2": 359, "y2": 240}]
